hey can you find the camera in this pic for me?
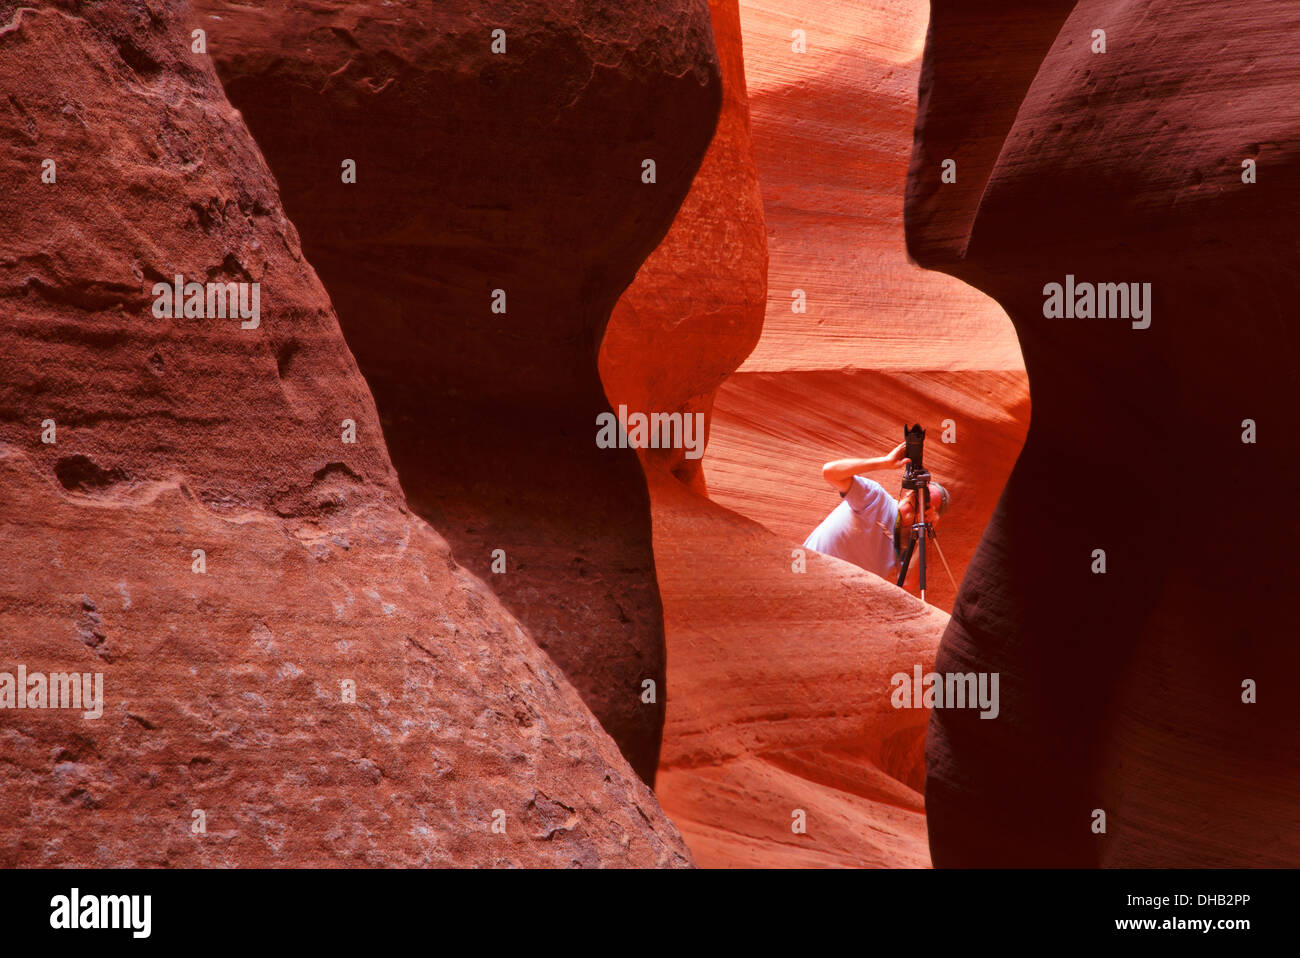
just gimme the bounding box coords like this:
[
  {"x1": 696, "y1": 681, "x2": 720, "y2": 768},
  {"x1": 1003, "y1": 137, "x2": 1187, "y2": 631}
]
[{"x1": 903, "y1": 423, "x2": 926, "y2": 480}]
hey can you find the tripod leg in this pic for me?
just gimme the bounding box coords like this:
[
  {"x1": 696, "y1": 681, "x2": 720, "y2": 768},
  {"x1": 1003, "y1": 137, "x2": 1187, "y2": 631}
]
[
  {"x1": 897, "y1": 534, "x2": 916, "y2": 588},
  {"x1": 918, "y1": 527, "x2": 927, "y2": 602},
  {"x1": 930, "y1": 530, "x2": 959, "y2": 592}
]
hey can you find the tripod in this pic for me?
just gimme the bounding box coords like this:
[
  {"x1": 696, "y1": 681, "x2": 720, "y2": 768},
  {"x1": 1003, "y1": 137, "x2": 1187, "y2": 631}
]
[{"x1": 895, "y1": 467, "x2": 958, "y2": 603}]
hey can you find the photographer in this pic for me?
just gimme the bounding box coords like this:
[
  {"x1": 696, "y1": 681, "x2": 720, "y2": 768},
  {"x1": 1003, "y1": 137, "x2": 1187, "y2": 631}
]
[{"x1": 804, "y1": 441, "x2": 950, "y2": 583}]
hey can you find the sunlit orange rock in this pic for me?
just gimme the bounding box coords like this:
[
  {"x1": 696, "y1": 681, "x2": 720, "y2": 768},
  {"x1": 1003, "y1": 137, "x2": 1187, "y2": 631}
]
[
  {"x1": 649, "y1": 473, "x2": 944, "y2": 867},
  {"x1": 601, "y1": 0, "x2": 969, "y2": 867},
  {"x1": 600, "y1": 0, "x2": 767, "y2": 490},
  {"x1": 702, "y1": 1, "x2": 1028, "y2": 614}
]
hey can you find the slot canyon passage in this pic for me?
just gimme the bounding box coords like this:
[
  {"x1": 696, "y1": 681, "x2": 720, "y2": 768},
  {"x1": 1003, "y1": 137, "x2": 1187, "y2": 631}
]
[
  {"x1": 613, "y1": 0, "x2": 1298, "y2": 868},
  {"x1": 195, "y1": 0, "x2": 1023, "y2": 867},
  {"x1": 604, "y1": 0, "x2": 1029, "y2": 866},
  {"x1": 193, "y1": 0, "x2": 1019, "y2": 867},
  {"x1": 1, "y1": 0, "x2": 1293, "y2": 871}
]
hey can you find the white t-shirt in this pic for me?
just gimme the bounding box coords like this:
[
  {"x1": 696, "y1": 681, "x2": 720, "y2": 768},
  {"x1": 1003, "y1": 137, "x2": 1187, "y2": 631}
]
[{"x1": 802, "y1": 476, "x2": 901, "y2": 581}]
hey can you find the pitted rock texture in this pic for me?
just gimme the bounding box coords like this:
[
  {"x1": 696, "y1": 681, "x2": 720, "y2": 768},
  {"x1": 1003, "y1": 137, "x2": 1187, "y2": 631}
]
[
  {"x1": 193, "y1": 0, "x2": 723, "y2": 785},
  {"x1": 908, "y1": 0, "x2": 1300, "y2": 866},
  {"x1": 0, "y1": 0, "x2": 691, "y2": 867}
]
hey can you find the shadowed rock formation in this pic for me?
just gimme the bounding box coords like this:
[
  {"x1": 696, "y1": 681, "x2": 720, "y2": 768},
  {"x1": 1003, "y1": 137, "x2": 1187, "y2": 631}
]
[
  {"x1": 908, "y1": 0, "x2": 1300, "y2": 866},
  {"x1": 194, "y1": 0, "x2": 723, "y2": 784},
  {"x1": 0, "y1": 0, "x2": 690, "y2": 866}
]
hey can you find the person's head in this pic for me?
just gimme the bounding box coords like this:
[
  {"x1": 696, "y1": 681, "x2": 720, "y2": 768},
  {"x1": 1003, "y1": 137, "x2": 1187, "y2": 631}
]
[{"x1": 898, "y1": 481, "x2": 950, "y2": 527}]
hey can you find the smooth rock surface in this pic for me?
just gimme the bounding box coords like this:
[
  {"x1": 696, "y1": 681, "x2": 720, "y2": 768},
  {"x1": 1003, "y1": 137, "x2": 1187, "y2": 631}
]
[
  {"x1": 704, "y1": 0, "x2": 1028, "y2": 616},
  {"x1": 908, "y1": 0, "x2": 1300, "y2": 866},
  {"x1": 734, "y1": 0, "x2": 1019, "y2": 373},
  {"x1": 600, "y1": 0, "x2": 1014, "y2": 866},
  {"x1": 599, "y1": 1, "x2": 941, "y2": 867},
  {"x1": 649, "y1": 471, "x2": 944, "y2": 867},
  {"x1": 599, "y1": 0, "x2": 767, "y2": 490}
]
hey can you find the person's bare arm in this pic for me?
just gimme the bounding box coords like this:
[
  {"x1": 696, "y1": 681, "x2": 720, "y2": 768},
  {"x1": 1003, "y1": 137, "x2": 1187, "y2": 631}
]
[{"x1": 820, "y1": 442, "x2": 909, "y2": 493}]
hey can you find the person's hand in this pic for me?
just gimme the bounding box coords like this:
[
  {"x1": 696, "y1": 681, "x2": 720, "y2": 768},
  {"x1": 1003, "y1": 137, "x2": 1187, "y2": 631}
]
[{"x1": 883, "y1": 441, "x2": 910, "y2": 471}]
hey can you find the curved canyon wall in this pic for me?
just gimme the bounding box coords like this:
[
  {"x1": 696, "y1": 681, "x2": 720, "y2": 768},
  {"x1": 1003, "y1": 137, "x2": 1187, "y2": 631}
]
[
  {"x1": 0, "y1": 0, "x2": 691, "y2": 866},
  {"x1": 602, "y1": 0, "x2": 960, "y2": 867},
  {"x1": 908, "y1": 0, "x2": 1300, "y2": 865},
  {"x1": 10, "y1": 0, "x2": 1274, "y2": 873},
  {"x1": 194, "y1": 0, "x2": 723, "y2": 784},
  {"x1": 703, "y1": 0, "x2": 1029, "y2": 614},
  {"x1": 650, "y1": 477, "x2": 947, "y2": 867},
  {"x1": 623, "y1": 0, "x2": 1029, "y2": 865},
  {"x1": 599, "y1": 0, "x2": 767, "y2": 492}
]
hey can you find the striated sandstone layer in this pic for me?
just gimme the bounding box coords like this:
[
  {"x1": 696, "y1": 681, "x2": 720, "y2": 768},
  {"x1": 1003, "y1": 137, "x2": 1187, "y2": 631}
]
[
  {"x1": 599, "y1": 0, "x2": 977, "y2": 865},
  {"x1": 598, "y1": 0, "x2": 942, "y2": 867},
  {"x1": 908, "y1": 0, "x2": 1300, "y2": 866},
  {"x1": 733, "y1": 0, "x2": 1018, "y2": 372},
  {"x1": 709, "y1": 369, "x2": 1028, "y2": 611},
  {"x1": 700, "y1": 1, "x2": 1028, "y2": 616},
  {"x1": 195, "y1": 0, "x2": 723, "y2": 784},
  {"x1": 649, "y1": 472, "x2": 946, "y2": 867},
  {"x1": 0, "y1": 0, "x2": 690, "y2": 866}
]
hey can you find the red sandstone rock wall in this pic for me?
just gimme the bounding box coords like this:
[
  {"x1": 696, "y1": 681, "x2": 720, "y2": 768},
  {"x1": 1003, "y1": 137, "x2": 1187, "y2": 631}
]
[
  {"x1": 703, "y1": 0, "x2": 1029, "y2": 614},
  {"x1": 600, "y1": 0, "x2": 957, "y2": 867},
  {"x1": 13, "y1": 0, "x2": 1278, "y2": 875},
  {"x1": 734, "y1": 0, "x2": 1018, "y2": 372},
  {"x1": 194, "y1": 0, "x2": 723, "y2": 784},
  {"x1": 908, "y1": 0, "x2": 1300, "y2": 866},
  {"x1": 599, "y1": 0, "x2": 767, "y2": 490},
  {"x1": 0, "y1": 0, "x2": 691, "y2": 866},
  {"x1": 649, "y1": 473, "x2": 945, "y2": 867}
]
